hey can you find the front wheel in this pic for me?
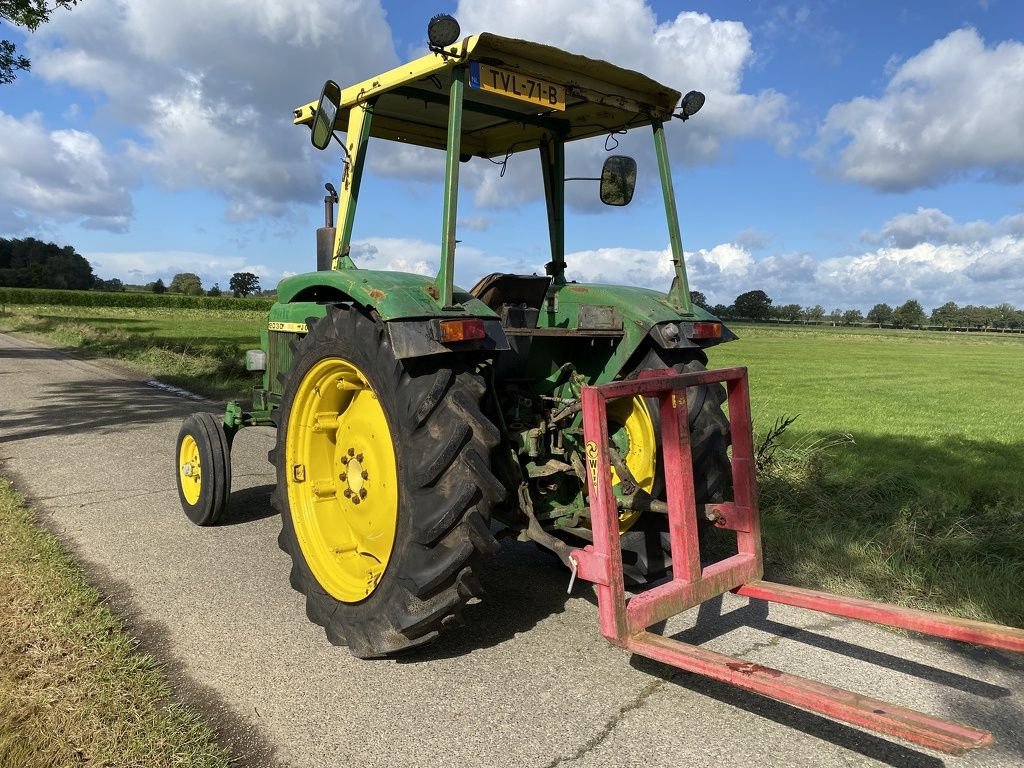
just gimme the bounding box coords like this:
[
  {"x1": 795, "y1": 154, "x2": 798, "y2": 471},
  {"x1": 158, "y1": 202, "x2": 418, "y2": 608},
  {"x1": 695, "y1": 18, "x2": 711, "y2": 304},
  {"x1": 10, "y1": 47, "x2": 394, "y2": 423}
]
[
  {"x1": 175, "y1": 412, "x2": 232, "y2": 526},
  {"x1": 272, "y1": 305, "x2": 503, "y2": 657}
]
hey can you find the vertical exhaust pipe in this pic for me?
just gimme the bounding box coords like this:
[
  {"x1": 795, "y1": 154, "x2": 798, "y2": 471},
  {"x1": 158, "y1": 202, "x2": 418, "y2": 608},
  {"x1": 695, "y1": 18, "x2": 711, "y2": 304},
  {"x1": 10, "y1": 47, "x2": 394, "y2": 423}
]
[{"x1": 317, "y1": 182, "x2": 338, "y2": 271}]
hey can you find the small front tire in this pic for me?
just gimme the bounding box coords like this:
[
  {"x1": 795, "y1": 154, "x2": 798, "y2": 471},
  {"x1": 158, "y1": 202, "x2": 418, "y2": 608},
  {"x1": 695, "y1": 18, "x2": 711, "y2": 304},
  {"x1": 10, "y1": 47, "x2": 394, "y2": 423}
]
[{"x1": 176, "y1": 412, "x2": 232, "y2": 526}]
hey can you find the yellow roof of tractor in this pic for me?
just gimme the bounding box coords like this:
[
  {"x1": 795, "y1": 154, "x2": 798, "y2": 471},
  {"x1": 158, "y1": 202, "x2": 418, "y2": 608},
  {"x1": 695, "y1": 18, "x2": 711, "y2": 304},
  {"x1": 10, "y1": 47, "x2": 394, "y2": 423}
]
[{"x1": 293, "y1": 32, "x2": 682, "y2": 158}]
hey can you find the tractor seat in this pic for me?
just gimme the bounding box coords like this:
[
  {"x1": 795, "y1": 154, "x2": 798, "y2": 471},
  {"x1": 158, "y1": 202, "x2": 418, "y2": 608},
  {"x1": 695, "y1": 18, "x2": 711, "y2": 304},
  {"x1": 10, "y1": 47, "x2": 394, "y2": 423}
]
[{"x1": 469, "y1": 273, "x2": 552, "y2": 312}]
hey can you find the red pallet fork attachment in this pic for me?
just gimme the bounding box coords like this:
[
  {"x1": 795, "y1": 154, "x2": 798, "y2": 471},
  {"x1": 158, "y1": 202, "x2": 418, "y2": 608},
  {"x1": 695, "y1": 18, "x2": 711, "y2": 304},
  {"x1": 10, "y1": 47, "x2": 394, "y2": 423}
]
[{"x1": 571, "y1": 366, "x2": 1024, "y2": 755}]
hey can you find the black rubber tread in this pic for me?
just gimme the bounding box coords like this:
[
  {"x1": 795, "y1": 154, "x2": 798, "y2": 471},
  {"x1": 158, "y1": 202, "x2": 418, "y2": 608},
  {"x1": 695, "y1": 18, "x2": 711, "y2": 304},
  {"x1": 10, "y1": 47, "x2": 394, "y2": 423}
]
[
  {"x1": 272, "y1": 304, "x2": 501, "y2": 658},
  {"x1": 175, "y1": 412, "x2": 232, "y2": 526},
  {"x1": 618, "y1": 347, "x2": 732, "y2": 580}
]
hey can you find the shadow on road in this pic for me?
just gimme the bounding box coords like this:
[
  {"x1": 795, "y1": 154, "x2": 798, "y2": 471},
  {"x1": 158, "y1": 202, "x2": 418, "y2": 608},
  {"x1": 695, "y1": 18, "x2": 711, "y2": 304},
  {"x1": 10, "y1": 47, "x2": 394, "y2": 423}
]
[
  {"x1": 219, "y1": 483, "x2": 277, "y2": 525},
  {"x1": 677, "y1": 597, "x2": 1011, "y2": 700},
  {"x1": 399, "y1": 539, "x2": 577, "y2": 662},
  {"x1": 0, "y1": 378, "x2": 204, "y2": 443}
]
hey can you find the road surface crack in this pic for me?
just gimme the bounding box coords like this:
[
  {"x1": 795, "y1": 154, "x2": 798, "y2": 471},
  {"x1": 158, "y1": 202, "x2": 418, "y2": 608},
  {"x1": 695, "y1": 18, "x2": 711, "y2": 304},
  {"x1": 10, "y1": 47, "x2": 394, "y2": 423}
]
[{"x1": 541, "y1": 677, "x2": 668, "y2": 767}]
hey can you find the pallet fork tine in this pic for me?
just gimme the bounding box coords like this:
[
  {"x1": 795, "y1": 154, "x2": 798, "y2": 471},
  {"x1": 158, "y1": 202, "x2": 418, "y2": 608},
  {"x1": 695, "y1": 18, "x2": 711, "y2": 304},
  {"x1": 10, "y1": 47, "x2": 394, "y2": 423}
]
[{"x1": 572, "y1": 366, "x2": 1024, "y2": 755}]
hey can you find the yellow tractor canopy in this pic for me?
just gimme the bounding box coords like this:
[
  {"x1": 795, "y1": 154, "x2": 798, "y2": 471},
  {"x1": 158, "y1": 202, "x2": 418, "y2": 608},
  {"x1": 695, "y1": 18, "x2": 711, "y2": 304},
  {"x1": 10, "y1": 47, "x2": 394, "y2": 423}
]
[{"x1": 293, "y1": 33, "x2": 682, "y2": 158}]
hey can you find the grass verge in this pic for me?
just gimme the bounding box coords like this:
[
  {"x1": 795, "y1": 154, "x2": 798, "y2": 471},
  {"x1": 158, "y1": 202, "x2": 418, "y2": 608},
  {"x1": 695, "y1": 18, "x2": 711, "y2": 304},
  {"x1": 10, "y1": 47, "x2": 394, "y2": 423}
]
[
  {"x1": 0, "y1": 305, "x2": 263, "y2": 400},
  {"x1": 0, "y1": 476, "x2": 230, "y2": 767}
]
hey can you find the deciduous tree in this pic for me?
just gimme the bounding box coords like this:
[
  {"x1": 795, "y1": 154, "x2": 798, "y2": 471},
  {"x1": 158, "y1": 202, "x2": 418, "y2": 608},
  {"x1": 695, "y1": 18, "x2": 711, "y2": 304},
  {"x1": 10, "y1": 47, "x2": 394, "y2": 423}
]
[
  {"x1": 842, "y1": 309, "x2": 864, "y2": 325},
  {"x1": 1, "y1": 0, "x2": 78, "y2": 84},
  {"x1": 169, "y1": 272, "x2": 203, "y2": 296},
  {"x1": 930, "y1": 301, "x2": 959, "y2": 329},
  {"x1": 866, "y1": 303, "x2": 893, "y2": 325},
  {"x1": 733, "y1": 290, "x2": 772, "y2": 320},
  {"x1": 893, "y1": 299, "x2": 926, "y2": 328},
  {"x1": 0, "y1": 237, "x2": 94, "y2": 289},
  {"x1": 229, "y1": 271, "x2": 261, "y2": 298}
]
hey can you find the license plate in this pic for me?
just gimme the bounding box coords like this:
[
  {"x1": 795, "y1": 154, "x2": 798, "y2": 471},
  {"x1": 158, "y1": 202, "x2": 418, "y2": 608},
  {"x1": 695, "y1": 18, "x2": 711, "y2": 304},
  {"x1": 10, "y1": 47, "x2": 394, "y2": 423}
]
[{"x1": 469, "y1": 62, "x2": 565, "y2": 111}]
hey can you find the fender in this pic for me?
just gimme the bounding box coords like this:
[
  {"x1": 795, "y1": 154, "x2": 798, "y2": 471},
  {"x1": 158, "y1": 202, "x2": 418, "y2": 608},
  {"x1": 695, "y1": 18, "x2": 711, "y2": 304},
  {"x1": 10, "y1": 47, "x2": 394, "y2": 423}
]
[{"x1": 271, "y1": 269, "x2": 509, "y2": 359}]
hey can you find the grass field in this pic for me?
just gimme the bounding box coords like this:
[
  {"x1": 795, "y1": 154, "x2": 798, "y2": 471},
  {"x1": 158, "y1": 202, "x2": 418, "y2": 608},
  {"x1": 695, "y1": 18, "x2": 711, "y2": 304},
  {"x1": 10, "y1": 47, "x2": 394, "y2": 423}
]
[
  {"x1": 0, "y1": 477, "x2": 229, "y2": 767},
  {"x1": 710, "y1": 325, "x2": 1024, "y2": 627}
]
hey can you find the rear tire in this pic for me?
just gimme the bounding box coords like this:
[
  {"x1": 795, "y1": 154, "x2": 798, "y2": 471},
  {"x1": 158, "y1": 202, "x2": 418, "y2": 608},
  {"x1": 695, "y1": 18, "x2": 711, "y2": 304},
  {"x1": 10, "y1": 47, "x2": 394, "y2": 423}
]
[
  {"x1": 619, "y1": 347, "x2": 731, "y2": 580},
  {"x1": 272, "y1": 305, "x2": 502, "y2": 658}
]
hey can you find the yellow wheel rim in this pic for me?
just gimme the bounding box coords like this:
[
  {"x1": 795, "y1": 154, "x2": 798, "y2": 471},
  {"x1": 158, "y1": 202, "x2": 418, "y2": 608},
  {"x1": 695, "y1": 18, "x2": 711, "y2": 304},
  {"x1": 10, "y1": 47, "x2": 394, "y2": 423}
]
[
  {"x1": 286, "y1": 358, "x2": 399, "y2": 603},
  {"x1": 179, "y1": 434, "x2": 202, "y2": 506},
  {"x1": 607, "y1": 395, "x2": 656, "y2": 532}
]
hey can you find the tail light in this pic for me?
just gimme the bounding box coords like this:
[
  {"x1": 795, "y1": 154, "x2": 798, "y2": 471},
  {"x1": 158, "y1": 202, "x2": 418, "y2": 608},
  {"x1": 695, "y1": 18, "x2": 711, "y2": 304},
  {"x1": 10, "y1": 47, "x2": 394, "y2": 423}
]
[
  {"x1": 438, "y1": 318, "x2": 487, "y2": 343},
  {"x1": 691, "y1": 322, "x2": 722, "y2": 339}
]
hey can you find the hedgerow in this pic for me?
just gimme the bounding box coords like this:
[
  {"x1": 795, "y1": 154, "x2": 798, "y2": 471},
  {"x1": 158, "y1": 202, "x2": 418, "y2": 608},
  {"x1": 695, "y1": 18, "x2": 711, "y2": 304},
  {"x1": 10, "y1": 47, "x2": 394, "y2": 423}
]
[{"x1": 0, "y1": 287, "x2": 272, "y2": 311}]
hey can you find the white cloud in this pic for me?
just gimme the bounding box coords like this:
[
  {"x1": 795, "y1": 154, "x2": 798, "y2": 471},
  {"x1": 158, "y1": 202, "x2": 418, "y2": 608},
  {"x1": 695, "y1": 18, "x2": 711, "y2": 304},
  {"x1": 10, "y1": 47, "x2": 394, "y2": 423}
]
[
  {"x1": 564, "y1": 246, "x2": 676, "y2": 287},
  {"x1": 349, "y1": 238, "x2": 438, "y2": 276},
  {"x1": 864, "y1": 207, "x2": 991, "y2": 248},
  {"x1": 456, "y1": 0, "x2": 793, "y2": 158},
  {"x1": 85, "y1": 249, "x2": 272, "y2": 286},
  {"x1": 363, "y1": 0, "x2": 794, "y2": 209},
  {"x1": 28, "y1": 0, "x2": 398, "y2": 219},
  {"x1": 562, "y1": 209, "x2": 1024, "y2": 311},
  {"x1": 818, "y1": 237, "x2": 1024, "y2": 307},
  {"x1": 816, "y1": 28, "x2": 1024, "y2": 190},
  {"x1": 0, "y1": 111, "x2": 133, "y2": 233}
]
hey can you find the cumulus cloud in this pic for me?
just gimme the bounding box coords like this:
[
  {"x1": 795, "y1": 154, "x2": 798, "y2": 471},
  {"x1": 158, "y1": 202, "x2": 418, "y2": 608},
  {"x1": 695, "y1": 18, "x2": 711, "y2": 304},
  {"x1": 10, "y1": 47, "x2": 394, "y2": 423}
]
[
  {"x1": 560, "y1": 207, "x2": 1024, "y2": 310},
  {"x1": 349, "y1": 238, "x2": 438, "y2": 276},
  {"x1": 28, "y1": 0, "x2": 398, "y2": 219},
  {"x1": 85, "y1": 249, "x2": 273, "y2": 286},
  {"x1": 816, "y1": 28, "x2": 1024, "y2": 190},
  {"x1": 0, "y1": 111, "x2": 133, "y2": 234},
  {"x1": 818, "y1": 237, "x2": 1024, "y2": 307},
  {"x1": 863, "y1": 207, "x2": 991, "y2": 248},
  {"x1": 457, "y1": 0, "x2": 793, "y2": 159},
  {"x1": 363, "y1": 0, "x2": 794, "y2": 210}
]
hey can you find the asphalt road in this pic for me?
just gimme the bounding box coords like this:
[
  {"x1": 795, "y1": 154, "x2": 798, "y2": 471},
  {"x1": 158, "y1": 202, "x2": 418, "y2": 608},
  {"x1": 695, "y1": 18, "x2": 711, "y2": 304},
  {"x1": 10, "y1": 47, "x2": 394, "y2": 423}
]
[{"x1": 1, "y1": 330, "x2": 1023, "y2": 768}]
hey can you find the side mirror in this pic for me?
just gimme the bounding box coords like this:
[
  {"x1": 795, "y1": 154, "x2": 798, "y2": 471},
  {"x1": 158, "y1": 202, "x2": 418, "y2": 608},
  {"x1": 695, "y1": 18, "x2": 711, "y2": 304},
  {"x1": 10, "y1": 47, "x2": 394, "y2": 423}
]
[
  {"x1": 311, "y1": 80, "x2": 341, "y2": 150},
  {"x1": 599, "y1": 155, "x2": 637, "y2": 206}
]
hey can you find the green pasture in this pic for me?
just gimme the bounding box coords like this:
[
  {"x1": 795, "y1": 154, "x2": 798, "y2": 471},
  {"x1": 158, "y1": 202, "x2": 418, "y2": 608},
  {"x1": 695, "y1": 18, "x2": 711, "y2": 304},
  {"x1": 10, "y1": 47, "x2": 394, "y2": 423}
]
[
  {"x1": 2, "y1": 305, "x2": 1022, "y2": 627},
  {"x1": 710, "y1": 325, "x2": 1024, "y2": 627}
]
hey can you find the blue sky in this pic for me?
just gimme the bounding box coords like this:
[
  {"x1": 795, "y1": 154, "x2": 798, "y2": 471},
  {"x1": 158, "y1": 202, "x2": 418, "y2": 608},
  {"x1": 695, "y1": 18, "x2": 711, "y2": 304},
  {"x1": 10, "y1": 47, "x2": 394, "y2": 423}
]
[{"x1": 2, "y1": 0, "x2": 1023, "y2": 311}]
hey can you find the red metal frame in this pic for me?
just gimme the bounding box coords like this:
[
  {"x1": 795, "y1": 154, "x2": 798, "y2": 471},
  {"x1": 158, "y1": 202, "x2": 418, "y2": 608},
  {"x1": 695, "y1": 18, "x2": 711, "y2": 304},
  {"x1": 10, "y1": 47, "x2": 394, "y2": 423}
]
[{"x1": 572, "y1": 366, "x2": 1024, "y2": 755}]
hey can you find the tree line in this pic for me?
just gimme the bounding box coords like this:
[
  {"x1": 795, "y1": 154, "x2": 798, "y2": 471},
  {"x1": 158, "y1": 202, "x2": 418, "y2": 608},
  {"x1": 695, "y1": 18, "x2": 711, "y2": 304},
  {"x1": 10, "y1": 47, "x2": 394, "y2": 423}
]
[
  {"x1": 692, "y1": 289, "x2": 1024, "y2": 330},
  {"x1": 1, "y1": 238, "x2": 264, "y2": 298},
  {"x1": 145, "y1": 271, "x2": 263, "y2": 298}
]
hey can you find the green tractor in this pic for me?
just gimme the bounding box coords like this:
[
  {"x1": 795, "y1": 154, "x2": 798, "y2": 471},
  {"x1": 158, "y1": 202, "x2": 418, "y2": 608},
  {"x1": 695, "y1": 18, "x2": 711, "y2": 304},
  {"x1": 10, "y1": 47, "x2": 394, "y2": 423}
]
[{"x1": 175, "y1": 15, "x2": 735, "y2": 658}]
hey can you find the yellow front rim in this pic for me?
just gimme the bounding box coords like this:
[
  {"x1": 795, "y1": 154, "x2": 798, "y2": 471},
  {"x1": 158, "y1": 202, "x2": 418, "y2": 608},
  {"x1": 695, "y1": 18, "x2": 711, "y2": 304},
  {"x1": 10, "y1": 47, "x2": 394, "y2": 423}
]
[
  {"x1": 607, "y1": 395, "x2": 657, "y2": 532},
  {"x1": 179, "y1": 434, "x2": 202, "y2": 506},
  {"x1": 286, "y1": 358, "x2": 399, "y2": 603}
]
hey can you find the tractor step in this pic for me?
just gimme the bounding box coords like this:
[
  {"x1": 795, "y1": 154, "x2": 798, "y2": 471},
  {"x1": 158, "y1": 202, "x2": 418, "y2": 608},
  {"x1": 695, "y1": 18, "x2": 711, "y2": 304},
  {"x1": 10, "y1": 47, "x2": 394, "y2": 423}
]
[{"x1": 571, "y1": 366, "x2": 1023, "y2": 755}]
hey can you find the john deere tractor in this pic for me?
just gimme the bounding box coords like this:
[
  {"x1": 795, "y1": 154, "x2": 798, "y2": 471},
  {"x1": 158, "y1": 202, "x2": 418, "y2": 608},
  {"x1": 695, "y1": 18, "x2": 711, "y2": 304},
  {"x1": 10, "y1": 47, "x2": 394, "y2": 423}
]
[{"x1": 175, "y1": 15, "x2": 735, "y2": 658}]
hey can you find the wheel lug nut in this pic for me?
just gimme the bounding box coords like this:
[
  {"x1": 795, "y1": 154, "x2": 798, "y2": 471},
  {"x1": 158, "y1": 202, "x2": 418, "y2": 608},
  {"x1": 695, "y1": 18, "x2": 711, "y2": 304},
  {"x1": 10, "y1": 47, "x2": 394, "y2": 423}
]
[
  {"x1": 356, "y1": 453, "x2": 364, "y2": 462},
  {"x1": 360, "y1": 470, "x2": 368, "y2": 480},
  {"x1": 347, "y1": 448, "x2": 355, "y2": 457},
  {"x1": 359, "y1": 488, "x2": 367, "y2": 499},
  {"x1": 339, "y1": 472, "x2": 347, "y2": 481},
  {"x1": 352, "y1": 495, "x2": 361, "y2": 505},
  {"x1": 343, "y1": 488, "x2": 352, "y2": 498},
  {"x1": 340, "y1": 456, "x2": 349, "y2": 465}
]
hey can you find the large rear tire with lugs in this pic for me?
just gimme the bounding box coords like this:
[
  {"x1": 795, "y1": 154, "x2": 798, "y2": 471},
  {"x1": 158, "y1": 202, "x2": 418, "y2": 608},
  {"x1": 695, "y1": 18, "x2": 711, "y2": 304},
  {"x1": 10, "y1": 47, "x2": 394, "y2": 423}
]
[
  {"x1": 619, "y1": 347, "x2": 731, "y2": 580},
  {"x1": 271, "y1": 305, "x2": 502, "y2": 657}
]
